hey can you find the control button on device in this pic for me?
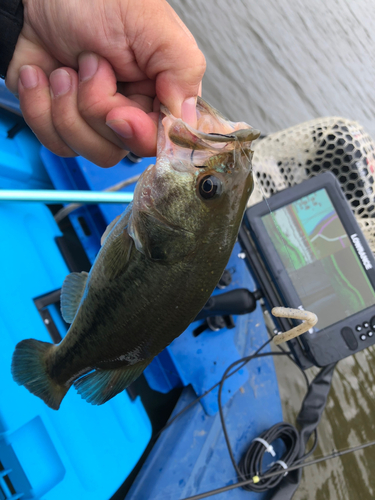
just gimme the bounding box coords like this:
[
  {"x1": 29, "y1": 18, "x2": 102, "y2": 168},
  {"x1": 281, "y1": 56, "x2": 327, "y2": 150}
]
[
  {"x1": 340, "y1": 327, "x2": 358, "y2": 351},
  {"x1": 368, "y1": 331, "x2": 374, "y2": 338},
  {"x1": 360, "y1": 334, "x2": 367, "y2": 341},
  {"x1": 363, "y1": 322, "x2": 370, "y2": 328},
  {"x1": 371, "y1": 316, "x2": 375, "y2": 330},
  {"x1": 355, "y1": 325, "x2": 362, "y2": 332}
]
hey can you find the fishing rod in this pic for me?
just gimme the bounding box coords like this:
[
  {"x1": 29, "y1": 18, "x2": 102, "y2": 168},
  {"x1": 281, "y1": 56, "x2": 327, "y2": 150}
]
[
  {"x1": 181, "y1": 439, "x2": 375, "y2": 500},
  {"x1": 0, "y1": 189, "x2": 134, "y2": 204}
]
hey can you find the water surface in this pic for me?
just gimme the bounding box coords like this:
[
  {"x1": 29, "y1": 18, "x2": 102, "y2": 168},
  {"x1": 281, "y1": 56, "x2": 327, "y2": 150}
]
[{"x1": 168, "y1": 1, "x2": 375, "y2": 498}]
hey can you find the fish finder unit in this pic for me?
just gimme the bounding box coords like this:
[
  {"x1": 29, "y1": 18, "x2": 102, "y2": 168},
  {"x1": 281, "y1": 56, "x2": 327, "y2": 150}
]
[{"x1": 239, "y1": 172, "x2": 375, "y2": 368}]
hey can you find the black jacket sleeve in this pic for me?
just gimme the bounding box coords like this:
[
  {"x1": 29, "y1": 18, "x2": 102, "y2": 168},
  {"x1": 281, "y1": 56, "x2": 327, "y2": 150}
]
[{"x1": 0, "y1": 0, "x2": 24, "y2": 79}]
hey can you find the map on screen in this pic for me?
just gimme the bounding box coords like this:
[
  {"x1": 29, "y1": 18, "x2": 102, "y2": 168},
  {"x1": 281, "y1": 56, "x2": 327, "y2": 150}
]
[{"x1": 262, "y1": 188, "x2": 375, "y2": 330}]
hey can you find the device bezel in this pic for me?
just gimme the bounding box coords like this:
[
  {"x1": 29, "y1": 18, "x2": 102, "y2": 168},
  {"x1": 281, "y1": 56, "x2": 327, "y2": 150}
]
[{"x1": 244, "y1": 172, "x2": 375, "y2": 365}]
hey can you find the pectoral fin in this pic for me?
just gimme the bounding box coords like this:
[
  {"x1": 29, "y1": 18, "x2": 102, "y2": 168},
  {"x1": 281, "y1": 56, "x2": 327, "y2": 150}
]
[
  {"x1": 73, "y1": 360, "x2": 150, "y2": 405},
  {"x1": 129, "y1": 210, "x2": 194, "y2": 261},
  {"x1": 101, "y1": 215, "x2": 121, "y2": 246},
  {"x1": 61, "y1": 271, "x2": 89, "y2": 323},
  {"x1": 102, "y1": 230, "x2": 134, "y2": 280},
  {"x1": 101, "y1": 204, "x2": 134, "y2": 280}
]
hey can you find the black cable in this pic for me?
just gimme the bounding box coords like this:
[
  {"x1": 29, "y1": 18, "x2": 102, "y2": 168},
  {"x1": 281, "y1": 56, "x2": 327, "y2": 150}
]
[
  {"x1": 217, "y1": 347, "x2": 271, "y2": 479},
  {"x1": 157, "y1": 333, "x2": 320, "y2": 498},
  {"x1": 216, "y1": 332, "x2": 320, "y2": 495},
  {"x1": 158, "y1": 337, "x2": 279, "y2": 435},
  {"x1": 181, "y1": 439, "x2": 375, "y2": 500},
  {"x1": 217, "y1": 341, "x2": 304, "y2": 492},
  {"x1": 238, "y1": 423, "x2": 300, "y2": 492}
]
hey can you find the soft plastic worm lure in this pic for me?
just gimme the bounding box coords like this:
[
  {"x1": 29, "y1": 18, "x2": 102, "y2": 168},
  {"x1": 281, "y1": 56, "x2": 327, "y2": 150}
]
[{"x1": 271, "y1": 307, "x2": 318, "y2": 345}]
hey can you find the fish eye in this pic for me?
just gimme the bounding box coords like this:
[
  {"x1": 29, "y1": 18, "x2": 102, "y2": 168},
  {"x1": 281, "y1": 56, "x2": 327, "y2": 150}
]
[{"x1": 198, "y1": 175, "x2": 222, "y2": 200}]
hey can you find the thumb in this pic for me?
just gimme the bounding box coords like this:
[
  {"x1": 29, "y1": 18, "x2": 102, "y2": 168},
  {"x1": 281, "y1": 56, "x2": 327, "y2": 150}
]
[
  {"x1": 129, "y1": 1, "x2": 206, "y2": 124},
  {"x1": 153, "y1": 22, "x2": 205, "y2": 123},
  {"x1": 155, "y1": 61, "x2": 205, "y2": 126}
]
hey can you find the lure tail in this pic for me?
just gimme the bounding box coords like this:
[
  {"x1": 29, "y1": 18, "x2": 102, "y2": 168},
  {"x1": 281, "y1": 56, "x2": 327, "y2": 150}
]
[{"x1": 11, "y1": 339, "x2": 68, "y2": 410}]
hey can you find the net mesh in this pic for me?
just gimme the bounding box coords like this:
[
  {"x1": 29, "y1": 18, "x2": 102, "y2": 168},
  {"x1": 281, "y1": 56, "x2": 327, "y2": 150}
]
[{"x1": 250, "y1": 117, "x2": 375, "y2": 253}]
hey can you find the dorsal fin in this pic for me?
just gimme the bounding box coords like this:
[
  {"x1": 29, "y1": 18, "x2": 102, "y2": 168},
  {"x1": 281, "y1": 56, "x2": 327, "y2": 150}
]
[{"x1": 60, "y1": 271, "x2": 88, "y2": 323}]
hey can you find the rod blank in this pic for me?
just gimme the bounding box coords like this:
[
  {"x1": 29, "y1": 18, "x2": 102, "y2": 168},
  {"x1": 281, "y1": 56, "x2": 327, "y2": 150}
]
[{"x1": 0, "y1": 189, "x2": 134, "y2": 204}]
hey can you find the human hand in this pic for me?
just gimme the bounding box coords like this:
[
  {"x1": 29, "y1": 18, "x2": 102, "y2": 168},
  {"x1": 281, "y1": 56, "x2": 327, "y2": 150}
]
[{"x1": 6, "y1": 0, "x2": 205, "y2": 166}]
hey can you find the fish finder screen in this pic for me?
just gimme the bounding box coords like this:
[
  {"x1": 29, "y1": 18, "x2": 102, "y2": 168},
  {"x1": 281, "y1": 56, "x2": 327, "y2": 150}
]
[{"x1": 262, "y1": 188, "x2": 375, "y2": 330}]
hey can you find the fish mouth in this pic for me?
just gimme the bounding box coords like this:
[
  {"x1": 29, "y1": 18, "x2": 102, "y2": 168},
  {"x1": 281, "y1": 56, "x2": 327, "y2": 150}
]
[
  {"x1": 166, "y1": 120, "x2": 260, "y2": 152},
  {"x1": 157, "y1": 97, "x2": 259, "y2": 176},
  {"x1": 160, "y1": 97, "x2": 260, "y2": 151}
]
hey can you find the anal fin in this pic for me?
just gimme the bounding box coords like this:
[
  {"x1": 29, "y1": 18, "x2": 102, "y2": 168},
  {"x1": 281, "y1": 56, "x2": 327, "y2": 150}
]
[
  {"x1": 73, "y1": 359, "x2": 150, "y2": 405},
  {"x1": 61, "y1": 271, "x2": 88, "y2": 323}
]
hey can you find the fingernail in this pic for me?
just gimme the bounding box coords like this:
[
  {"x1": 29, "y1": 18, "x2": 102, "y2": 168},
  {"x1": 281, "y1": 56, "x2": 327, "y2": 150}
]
[
  {"x1": 106, "y1": 120, "x2": 133, "y2": 139},
  {"x1": 50, "y1": 69, "x2": 72, "y2": 97},
  {"x1": 79, "y1": 53, "x2": 98, "y2": 82},
  {"x1": 19, "y1": 66, "x2": 38, "y2": 89},
  {"x1": 181, "y1": 97, "x2": 197, "y2": 127}
]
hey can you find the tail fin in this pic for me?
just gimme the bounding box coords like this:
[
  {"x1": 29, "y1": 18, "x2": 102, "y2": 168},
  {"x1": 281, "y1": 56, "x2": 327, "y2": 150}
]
[{"x1": 11, "y1": 339, "x2": 68, "y2": 410}]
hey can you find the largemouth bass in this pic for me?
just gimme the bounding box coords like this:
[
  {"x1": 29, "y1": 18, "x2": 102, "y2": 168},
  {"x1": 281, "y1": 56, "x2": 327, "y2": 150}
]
[{"x1": 11, "y1": 98, "x2": 260, "y2": 410}]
